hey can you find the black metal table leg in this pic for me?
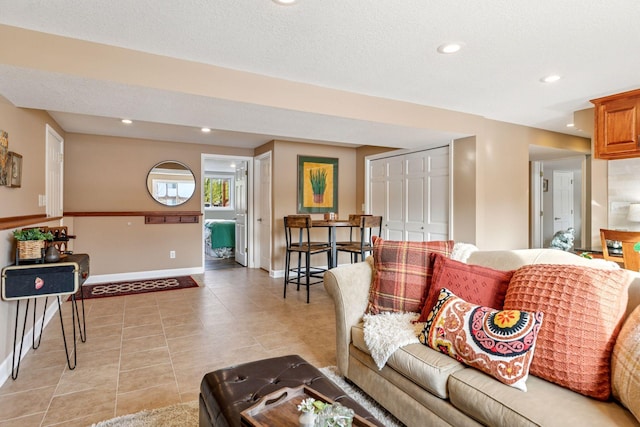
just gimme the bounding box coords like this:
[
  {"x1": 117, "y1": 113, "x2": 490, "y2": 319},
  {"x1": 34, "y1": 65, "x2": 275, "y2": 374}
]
[
  {"x1": 57, "y1": 295, "x2": 78, "y2": 370},
  {"x1": 11, "y1": 299, "x2": 29, "y2": 380},
  {"x1": 32, "y1": 297, "x2": 47, "y2": 350},
  {"x1": 72, "y1": 290, "x2": 86, "y2": 343}
]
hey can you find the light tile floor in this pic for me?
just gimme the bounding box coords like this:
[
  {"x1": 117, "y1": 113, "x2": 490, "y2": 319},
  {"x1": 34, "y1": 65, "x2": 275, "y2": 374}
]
[{"x1": 0, "y1": 267, "x2": 337, "y2": 426}]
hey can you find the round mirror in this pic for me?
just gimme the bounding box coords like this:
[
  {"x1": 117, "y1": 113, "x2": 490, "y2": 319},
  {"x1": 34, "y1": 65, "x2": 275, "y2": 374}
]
[{"x1": 146, "y1": 161, "x2": 196, "y2": 206}]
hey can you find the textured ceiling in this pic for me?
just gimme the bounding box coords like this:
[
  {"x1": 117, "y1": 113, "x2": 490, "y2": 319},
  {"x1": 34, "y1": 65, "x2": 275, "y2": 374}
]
[{"x1": 0, "y1": 0, "x2": 639, "y2": 149}]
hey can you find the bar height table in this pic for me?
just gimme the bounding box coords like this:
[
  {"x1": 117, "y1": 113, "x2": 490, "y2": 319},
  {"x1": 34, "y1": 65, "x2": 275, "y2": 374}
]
[{"x1": 312, "y1": 219, "x2": 352, "y2": 269}]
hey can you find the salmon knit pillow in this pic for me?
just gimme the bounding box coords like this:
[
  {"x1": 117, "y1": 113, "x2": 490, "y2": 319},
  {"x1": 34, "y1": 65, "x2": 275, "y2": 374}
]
[
  {"x1": 368, "y1": 238, "x2": 454, "y2": 314},
  {"x1": 503, "y1": 264, "x2": 631, "y2": 400}
]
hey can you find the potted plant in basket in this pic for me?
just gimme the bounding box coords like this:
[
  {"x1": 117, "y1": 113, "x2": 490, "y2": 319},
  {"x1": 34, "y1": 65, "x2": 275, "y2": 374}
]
[
  {"x1": 13, "y1": 228, "x2": 54, "y2": 260},
  {"x1": 309, "y1": 168, "x2": 327, "y2": 203}
]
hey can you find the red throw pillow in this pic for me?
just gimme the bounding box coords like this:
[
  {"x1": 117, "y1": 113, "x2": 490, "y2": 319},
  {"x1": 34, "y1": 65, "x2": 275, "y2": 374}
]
[
  {"x1": 503, "y1": 264, "x2": 632, "y2": 400},
  {"x1": 367, "y1": 238, "x2": 454, "y2": 314},
  {"x1": 418, "y1": 254, "x2": 514, "y2": 322}
]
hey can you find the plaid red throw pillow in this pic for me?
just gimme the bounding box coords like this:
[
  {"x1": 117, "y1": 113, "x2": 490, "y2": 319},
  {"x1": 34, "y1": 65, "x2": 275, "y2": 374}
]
[{"x1": 367, "y1": 237, "x2": 454, "y2": 314}]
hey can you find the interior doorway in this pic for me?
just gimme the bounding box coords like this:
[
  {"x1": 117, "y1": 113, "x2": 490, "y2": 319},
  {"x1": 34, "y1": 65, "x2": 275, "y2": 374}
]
[
  {"x1": 530, "y1": 155, "x2": 586, "y2": 249},
  {"x1": 201, "y1": 154, "x2": 253, "y2": 270}
]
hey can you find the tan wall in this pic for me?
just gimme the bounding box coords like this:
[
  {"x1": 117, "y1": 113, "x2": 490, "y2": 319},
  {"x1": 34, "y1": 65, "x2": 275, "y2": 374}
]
[
  {"x1": 472, "y1": 121, "x2": 590, "y2": 250},
  {"x1": 452, "y1": 136, "x2": 477, "y2": 244},
  {"x1": 64, "y1": 134, "x2": 253, "y2": 275},
  {"x1": 0, "y1": 99, "x2": 65, "y2": 382},
  {"x1": 0, "y1": 98, "x2": 64, "y2": 218},
  {"x1": 575, "y1": 108, "x2": 607, "y2": 249},
  {"x1": 271, "y1": 140, "x2": 357, "y2": 271}
]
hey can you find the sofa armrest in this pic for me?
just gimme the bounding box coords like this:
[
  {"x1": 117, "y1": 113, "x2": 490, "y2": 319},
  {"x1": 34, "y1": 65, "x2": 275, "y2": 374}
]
[{"x1": 323, "y1": 260, "x2": 373, "y2": 376}]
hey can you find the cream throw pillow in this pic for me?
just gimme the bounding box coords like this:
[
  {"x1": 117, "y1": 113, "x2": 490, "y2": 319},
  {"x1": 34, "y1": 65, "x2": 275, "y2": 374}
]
[{"x1": 611, "y1": 305, "x2": 640, "y2": 421}]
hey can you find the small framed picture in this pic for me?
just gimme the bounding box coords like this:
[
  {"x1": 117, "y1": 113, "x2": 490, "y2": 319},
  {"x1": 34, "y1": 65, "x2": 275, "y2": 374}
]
[
  {"x1": 542, "y1": 178, "x2": 549, "y2": 192},
  {"x1": 7, "y1": 152, "x2": 22, "y2": 188}
]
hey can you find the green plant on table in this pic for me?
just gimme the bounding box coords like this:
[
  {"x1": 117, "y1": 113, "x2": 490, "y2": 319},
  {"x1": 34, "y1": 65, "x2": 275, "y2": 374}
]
[
  {"x1": 297, "y1": 397, "x2": 326, "y2": 414},
  {"x1": 12, "y1": 228, "x2": 54, "y2": 241}
]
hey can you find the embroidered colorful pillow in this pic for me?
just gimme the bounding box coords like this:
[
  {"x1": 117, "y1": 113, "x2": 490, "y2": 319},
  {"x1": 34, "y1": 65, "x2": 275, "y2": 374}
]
[
  {"x1": 418, "y1": 254, "x2": 514, "y2": 322},
  {"x1": 367, "y1": 238, "x2": 454, "y2": 314},
  {"x1": 503, "y1": 264, "x2": 632, "y2": 400},
  {"x1": 419, "y1": 288, "x2": 544, "y2": 391}
]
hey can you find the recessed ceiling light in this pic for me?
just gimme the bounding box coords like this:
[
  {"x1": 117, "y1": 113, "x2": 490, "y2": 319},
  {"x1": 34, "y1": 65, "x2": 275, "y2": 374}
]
[
  {"x1": 272, "y1": 0, "x2": 297, "y2": 4},
  {"x1": 121, "y1": 119, "x2": 132, "y2": 124},
  {"x1": 437, "y1": 43, "x2": 462, "y2": 54},
  {"x1": 541, "y1": 74, "x2": 561, "y2": 83},
  {"x1": 201, "y1": 127, "x2": 211, "y2": 133},
  {"x1": 566, "y1": 123, "x2": 575, "y2": 128}
]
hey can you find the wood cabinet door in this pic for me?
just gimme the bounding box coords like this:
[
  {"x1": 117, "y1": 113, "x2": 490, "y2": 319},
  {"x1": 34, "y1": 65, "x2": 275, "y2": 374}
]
[{"x1": 595, "y1": 96, "x2": 639, "y2": 159}]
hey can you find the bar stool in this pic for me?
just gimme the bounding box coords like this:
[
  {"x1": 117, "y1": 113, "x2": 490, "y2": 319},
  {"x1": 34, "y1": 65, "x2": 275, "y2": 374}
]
[
  {"x1": 283, "y1": 215, "x2": 332, "y2": 303},
  {"x1": 600, "y1": 229, "x2": 640, "y2": 271},
  {"x1": 334, "y1": 214, "x2": 372, "y2": 247},
  {"x1": 337, "y1": 215, "x2": 382, "y2": 263}
]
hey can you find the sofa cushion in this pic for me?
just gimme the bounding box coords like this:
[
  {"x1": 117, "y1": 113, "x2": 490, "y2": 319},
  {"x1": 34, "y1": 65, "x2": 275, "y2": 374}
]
[
  {"x1": 503, "y1": 264, "x2": 632, "y2": 400},
  {"x1": 419, "y1": 288, "x2": 543, "y2": 391},
  {"x1": 612, "y1": 305, "x2": 640, "y2": 421},
  {"x1": 351, "y1": 322, "x2": 465, "y2": 399},
  {"x1": 448, "y1": 367, "x2": 640, "y2": 427},
  {"x1": 367, "y1": 238, "x2": 454, "y2": 314},
  {"x1": 418, "y1": 253, "x2": 513, "y2": 322}
]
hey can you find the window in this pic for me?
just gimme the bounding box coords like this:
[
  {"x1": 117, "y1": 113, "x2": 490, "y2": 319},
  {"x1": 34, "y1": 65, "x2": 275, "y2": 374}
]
[
  {"x1": 204, "y1": 175, "x2": 234, "y2": 210},
  {"x1": 152, "y1": 180, "x2": 195, "y2": 206}
]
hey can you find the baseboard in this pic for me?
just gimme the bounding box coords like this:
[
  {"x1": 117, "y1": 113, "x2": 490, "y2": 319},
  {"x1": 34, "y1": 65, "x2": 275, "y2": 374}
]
[
  {"x1": 0, "y1": 299, "x2": 60, "y2": 388},
  {"x1": 83, "y1": 267, "x2": 204, "y2": 285}
]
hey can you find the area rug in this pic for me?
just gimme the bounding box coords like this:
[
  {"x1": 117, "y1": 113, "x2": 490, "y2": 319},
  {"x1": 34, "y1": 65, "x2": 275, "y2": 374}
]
[
  {"x1": 71, "y1": 276, "x2": 199, "y2": 300},
  {"x1": 91, "y1": 367, "x2": 403, "y2": 427},
  {"x1": 91, "y1": 401, "x2": 198, "y2": 427}
]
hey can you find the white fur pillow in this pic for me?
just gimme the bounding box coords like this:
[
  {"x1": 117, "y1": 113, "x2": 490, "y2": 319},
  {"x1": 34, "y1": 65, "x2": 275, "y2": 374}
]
[
  {"x1": 450, "y1": 242, "x2": 479, "y2": 263},
  {"x1": 611, "y1": 305, "x2": 640, "y2": 420}
]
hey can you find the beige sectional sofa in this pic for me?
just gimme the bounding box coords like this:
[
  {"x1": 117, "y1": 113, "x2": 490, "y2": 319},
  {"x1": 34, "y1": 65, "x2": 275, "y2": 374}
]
[{"x1": 323, "y1": 248, "x2": 640, "y2": 427}]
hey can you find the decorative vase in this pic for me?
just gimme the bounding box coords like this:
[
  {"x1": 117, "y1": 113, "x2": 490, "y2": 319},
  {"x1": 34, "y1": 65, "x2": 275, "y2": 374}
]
[
  {"x1": 44, "y1": 245, "x2": 61, "y2": 263},
  {"x1": 298, "y1": 411, "x2": 316, "y2": 427},
  {"x1": 313, "y1": 193, "x2": 324, "y2": 203}
]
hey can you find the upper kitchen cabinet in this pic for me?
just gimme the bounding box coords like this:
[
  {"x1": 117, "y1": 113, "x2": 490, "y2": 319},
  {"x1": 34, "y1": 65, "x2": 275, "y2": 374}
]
[{"x1": 591, "y1": 89, "x2": 640, "y2": 159}]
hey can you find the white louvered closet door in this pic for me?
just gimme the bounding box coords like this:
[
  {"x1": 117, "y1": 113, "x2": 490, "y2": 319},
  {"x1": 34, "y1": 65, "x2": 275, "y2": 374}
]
[{"x1": 369, "y1": 146, "x2": 450, "y2": 242}]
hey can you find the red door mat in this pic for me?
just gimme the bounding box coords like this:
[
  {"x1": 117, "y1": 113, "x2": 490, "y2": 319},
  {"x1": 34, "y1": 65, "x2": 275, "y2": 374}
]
[{"x1": 70, "y1": 276, "x2": 199, "y2": 300}]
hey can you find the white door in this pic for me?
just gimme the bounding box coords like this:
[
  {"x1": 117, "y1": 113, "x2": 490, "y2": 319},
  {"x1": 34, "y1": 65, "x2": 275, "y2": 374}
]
[
  {"x1": 369, "y1": 146, "x2": 449, "y2": 241},
  {"x1": 371, "y1": 156, "x2": 405, "y2": 239},
  {"x1": 424, "y1": 147, "x2": 450, "y2": 241},
  {"x1": 405, "y1": 153, "x2": 428, "y2": 241},
  {"x1": 234, "y1": 162, "x2": 248, "y2": 266},
  {"x1": 46, "y1": 125, "x2": 64, "y2": 217},
  {"x1": 257, "y1": 154, "x2": 271, "y2": 271},
  {"x1": 553, "y1": 170, "x2": 574, "y2": 234}
]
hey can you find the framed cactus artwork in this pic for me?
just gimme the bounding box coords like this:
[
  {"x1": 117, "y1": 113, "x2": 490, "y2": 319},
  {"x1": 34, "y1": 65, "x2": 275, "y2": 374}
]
[{"x1": 297, "y1": 156, "x2": 338, "y2": 213}]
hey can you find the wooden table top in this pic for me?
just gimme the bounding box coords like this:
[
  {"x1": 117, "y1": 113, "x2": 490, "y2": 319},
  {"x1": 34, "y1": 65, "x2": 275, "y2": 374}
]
[{"x1": 312, "y1": 219, "x2": 353, "y2": 227}]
